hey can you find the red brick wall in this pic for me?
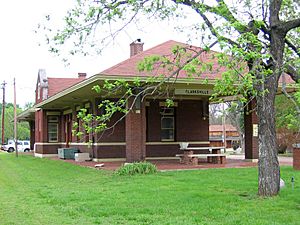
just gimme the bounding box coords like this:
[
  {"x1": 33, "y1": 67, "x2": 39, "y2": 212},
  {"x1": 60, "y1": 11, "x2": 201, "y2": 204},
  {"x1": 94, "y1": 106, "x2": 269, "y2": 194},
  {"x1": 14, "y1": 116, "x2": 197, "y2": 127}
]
[
  {"x1": 35, "y1": 110, "x2": 64, "y2": 144},
  {"x1": 34, "y1": 143, "x2": 126, "y2": 158},
  {"x1": 146, "y1": 101, "x2": 161, "y2": 141},
  {"x1": 35, "y1": 99, "x2": 210, "y2": 159},
  {"x1": 145, "y1": 99, "x2": 209, "y2": 157},
  {"x1": 71, "y1": 109, "x2": 78, "y2": 143},
  {"x1": 95, "y1": 145, "x2": 126, "y2": 158},
  {"x1": 293, "y1": 148, "x2": 300, "y2": 170},
  {"x1": 35, "y1": 144, "x2": 61, "y2": 154},
  {"x1": 34, "y1": 111, "x2": 39, "y2": 143},
  {"x1": 99, "y1": 112, "x2": 126, "y2": 142},
  {"x1": 29, "y1": 121, "x2": 35, "y2": 150},
  {"x1": 125, "y1": 98, "x2": 146, "y2": 162},
  {"x1": 65, "y1": 144, "x2": 125, "y2": 158},
  {"x1": 176, "y1": 100, "x2": 209, "y2": 141},
  {"x1": 146, "y1": 145, "x2": 179, "y2": 157},
  {"x1": 146, "y1": 100, "x2": 209, "y2": 142},
  {"x1": 244, "y1": 100, "x2": 259, "y2": 159},
  {"x1": 93, "y1": 98, "x2": 126, "y2": 142},
  {"x1": 62, "y1": 144, "x2": 125, "y2": 159},
  {"x1": 35, "y1": 110, "x2": 45, "y2": 143}
]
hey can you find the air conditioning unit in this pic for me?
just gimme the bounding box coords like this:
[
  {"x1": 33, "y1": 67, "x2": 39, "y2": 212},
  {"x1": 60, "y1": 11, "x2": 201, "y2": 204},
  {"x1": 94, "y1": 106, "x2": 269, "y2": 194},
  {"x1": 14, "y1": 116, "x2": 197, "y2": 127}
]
[
  {"x1": 75, "y1": 153, "x2": 90, "y2": 162},
  {"x1": 58, "y1": 148, "x2": 79, "y2": 159}
]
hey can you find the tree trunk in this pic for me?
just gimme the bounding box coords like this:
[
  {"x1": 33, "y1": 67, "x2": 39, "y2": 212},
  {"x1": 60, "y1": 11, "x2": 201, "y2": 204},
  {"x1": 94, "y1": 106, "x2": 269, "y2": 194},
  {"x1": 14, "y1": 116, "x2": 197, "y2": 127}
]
[
  {"x1": 256, "y1": 76, "x2": 280, "y2": 196},
  {"x1": 256, "y1": 6, "x2": 287, "y2": 195},
  {"x1": 240, "y1": 133, "x2": 245, "y2": 153}
]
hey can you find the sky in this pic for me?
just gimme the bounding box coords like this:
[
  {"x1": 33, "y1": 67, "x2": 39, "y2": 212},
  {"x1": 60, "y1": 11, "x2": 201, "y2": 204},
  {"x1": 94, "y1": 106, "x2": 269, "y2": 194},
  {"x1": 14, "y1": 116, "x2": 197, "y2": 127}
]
[{"x1": 0, "y1": 0, "x2": 200, "y2": 108}]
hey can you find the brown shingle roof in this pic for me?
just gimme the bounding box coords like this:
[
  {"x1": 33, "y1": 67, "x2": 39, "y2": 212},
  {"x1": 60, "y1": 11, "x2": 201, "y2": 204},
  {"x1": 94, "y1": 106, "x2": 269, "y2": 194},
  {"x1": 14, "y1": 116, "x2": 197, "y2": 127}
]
[
  {"x1": 101, "y1": 40, "x2": 295, "y2": 86},
  {"x1": 44, "y1": 40, "x2": 295, "y2": 100},
  {"x1": 101, "y1": 40, "x2": 227, "y2": 80},
  {"x1": 47, "y1": 77, "x2": 85, "y2": 97}
]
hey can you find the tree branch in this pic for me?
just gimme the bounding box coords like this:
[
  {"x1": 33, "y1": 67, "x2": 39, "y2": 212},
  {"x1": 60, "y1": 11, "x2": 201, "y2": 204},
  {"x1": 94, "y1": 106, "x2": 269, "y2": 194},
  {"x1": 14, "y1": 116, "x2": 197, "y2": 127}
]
[
  {"x1": 176, "y1": 0, "x2": 242, "y2": 48},
  {"x1": 285, "y1": 64, "x2": 300, "y2": 82},
  {"x1": 285, "y1": 38, "x2": 300, "y2": 57},
  {"x1": 176, "y1": 0, "x2": 247, "y2": 34},
  {"x1": 91, "y1": 40, "x2": 219, "y2": 141},
  {"x1": 269, "y1": 0, "x2": 282, "y2": 26},
  {"x1": 281, "y1": 18, "x2": 300, "y2": 33},
  {"x1": 280, "y1": 71, "x2": 300, "y2": 119},
  {"x1": 196, "y1": 9, "x2": 240, "y2": 47}
]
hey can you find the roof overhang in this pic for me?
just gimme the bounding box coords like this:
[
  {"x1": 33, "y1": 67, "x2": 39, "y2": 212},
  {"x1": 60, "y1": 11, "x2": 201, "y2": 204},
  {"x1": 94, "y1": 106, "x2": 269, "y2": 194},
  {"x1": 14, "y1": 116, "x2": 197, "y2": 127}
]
[
  {"x1": 33, "y1": 73, "x2": 298, "y2": 110},
  {"x1": 34, "y1": 74, "x2": 219, "y2": 109},
  {"x1": 17, "y1": 108, "x2": 36, "y2": 122}
]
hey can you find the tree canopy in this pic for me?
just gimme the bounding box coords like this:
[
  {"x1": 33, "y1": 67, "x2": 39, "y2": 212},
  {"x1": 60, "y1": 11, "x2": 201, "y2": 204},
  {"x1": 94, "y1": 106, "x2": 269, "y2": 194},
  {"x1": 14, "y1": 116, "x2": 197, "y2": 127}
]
[
  {"x1": 0, "y1": 103, "x2": 30, "y2": 143},
  {"x1": 43, "y1": 0, "x2": 300, "y2": 196}
]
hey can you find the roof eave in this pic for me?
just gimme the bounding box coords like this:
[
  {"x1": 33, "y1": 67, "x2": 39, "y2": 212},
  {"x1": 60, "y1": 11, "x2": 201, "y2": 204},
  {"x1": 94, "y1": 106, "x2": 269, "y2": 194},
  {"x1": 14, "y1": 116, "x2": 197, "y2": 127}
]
[
  {"x1": 34, "y1": 71, "x2": 297, "y2": 109},
  {"x1": 34, "y1": 73, "x2": 219, "y2": 108},
  {"x1": 17, "y1": 108, "x2": 36, "y2": 122}
]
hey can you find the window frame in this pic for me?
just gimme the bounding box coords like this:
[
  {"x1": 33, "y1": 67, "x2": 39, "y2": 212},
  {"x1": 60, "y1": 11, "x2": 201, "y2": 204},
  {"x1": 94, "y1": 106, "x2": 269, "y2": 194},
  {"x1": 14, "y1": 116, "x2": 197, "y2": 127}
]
[
  {"x1": 48, "y1": 116, "x2": 59, "y2": 143},
  {"x1": 160, "y1": 107, "x2": 175, "y2": 142}
]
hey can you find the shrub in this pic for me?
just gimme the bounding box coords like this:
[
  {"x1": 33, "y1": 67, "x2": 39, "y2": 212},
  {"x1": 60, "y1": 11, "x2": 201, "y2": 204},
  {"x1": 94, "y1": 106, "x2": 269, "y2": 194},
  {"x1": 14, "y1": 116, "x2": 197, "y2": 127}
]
[
  {"x1": 277, "y1": 144, "x2": 287, "y2": 154},
  {"x1": 115, "y1": 161, "x2": 158, "y2": 175}
]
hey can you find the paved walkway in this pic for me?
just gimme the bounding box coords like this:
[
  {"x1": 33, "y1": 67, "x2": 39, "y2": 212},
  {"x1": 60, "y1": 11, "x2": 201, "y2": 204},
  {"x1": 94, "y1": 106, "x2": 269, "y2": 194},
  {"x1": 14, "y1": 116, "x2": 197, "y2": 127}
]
[
  {"x1": 53, "y1": 154, "x2": 293, "y2": 171},
  {"x1": 228, "y1": 154, "x2": 293, "y2": 165},
  {"x1": 3, "y1": 151, "x2": 293, "y2": 171}
]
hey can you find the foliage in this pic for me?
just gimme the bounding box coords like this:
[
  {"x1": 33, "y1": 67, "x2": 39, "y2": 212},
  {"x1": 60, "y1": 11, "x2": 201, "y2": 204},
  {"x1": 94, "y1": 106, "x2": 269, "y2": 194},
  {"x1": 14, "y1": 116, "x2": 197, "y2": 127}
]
[
  {"x1": 0, "y1": 103, "x2": 30, "y2": 143},
  {"x1": 115, "y1": 161, "x2": 158, "y2": 175},
  {"x1": 42, "y1": 0, "x2": 300, "y2": 196},
  {"x1": 24, "y1": 102, "x2": 34, "y2": 110},
  {"x1": 72, "y1": 43, "x2": 218, "y2": 141},
  {"x1": 0, "y1": 154, "x2": 300, "y2": 224},
  {"x1": 275, "y1": 94, "x2": 300, "y2": 150},
  {"x1": 275, "y1": 95, "x2": 300, "y2": 130}
]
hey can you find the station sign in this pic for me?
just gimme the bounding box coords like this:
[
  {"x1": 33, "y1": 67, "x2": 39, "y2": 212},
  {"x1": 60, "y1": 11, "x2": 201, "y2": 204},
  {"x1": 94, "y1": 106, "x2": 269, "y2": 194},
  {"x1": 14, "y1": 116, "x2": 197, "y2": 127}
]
[{"x1": 174, "y1": 89, "x2": 212, "y2": 95}]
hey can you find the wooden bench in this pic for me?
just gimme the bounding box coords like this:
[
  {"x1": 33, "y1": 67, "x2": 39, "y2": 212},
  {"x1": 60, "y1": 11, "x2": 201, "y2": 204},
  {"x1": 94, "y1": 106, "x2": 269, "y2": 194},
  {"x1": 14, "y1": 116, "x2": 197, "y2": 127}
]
[
  {"x1": 176, "y1": 153, "x2": 227, "y2": 165},
  {"x1": 179, "y1": 146, "x2": 226, "y2": 153}
]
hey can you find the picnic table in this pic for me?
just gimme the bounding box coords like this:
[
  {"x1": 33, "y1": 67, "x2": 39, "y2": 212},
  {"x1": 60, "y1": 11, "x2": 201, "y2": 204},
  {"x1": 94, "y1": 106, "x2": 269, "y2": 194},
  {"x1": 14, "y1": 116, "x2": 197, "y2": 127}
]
[{"x1": 176, "y1": 144, "x2": 226, "y2": 165}]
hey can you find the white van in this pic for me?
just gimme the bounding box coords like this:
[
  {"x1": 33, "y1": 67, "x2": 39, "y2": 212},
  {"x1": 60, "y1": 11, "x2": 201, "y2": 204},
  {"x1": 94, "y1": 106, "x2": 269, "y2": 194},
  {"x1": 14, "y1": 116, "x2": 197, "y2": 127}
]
[{"x1": 3, "y1": 140, "x2": 31, "y2": 153}]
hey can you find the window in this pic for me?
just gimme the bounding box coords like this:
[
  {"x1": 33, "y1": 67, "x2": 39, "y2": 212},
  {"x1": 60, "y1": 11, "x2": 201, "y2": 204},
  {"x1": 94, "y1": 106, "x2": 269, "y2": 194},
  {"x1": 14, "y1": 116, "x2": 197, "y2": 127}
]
[
  {"x1": 48, "y1": 116, "x2": 58, "y2": 142},
  {"x1": 161, "y1": 107, "x2": 175, "y2": 141}
]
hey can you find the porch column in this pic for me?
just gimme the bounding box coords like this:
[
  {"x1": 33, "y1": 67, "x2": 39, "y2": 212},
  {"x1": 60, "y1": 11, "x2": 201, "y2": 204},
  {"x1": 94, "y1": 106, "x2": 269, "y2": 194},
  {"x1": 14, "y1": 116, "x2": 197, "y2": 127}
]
[
  {"x1": 91, "y1": 100, "x2": 99, "y2": 159},
  {"x1": 125, "y1": 97, "x2": 146, "y2": 162},
  {"x1": 35, "y1": 109, "x2": 46, "y2": 143},
  {"x1": 71, "y1": 106, "x2": 78, "y2": 143},
  {"x1": 244, "y1": 99, "x2": 259, "y2": 160},
  {"x1": 29, "y1": 121, "x2": 35, "y2": 150}
]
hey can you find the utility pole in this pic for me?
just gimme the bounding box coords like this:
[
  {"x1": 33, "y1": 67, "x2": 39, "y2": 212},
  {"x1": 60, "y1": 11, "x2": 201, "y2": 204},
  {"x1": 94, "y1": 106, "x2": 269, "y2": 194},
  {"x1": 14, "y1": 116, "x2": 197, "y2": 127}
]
[
  {"x1": 1, "y1": 80, "x2": 6, "y2": 145},
  {"x1": 222, "y1": 103, "x2": 227, "y2": 150},
  {"x1": 14, "y1": 78, "x2": 18, "y2": 157}
]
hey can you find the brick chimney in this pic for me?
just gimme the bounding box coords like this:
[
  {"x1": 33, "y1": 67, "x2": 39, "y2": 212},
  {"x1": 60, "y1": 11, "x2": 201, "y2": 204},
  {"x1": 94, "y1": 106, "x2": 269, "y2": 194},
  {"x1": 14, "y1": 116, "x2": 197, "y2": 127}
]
[
  {"x1": 78, "y1": 73, "x2": 87, "y2": 78},
  {"x1": 130, "y1": 39, "x2": 144, "y2": 57}
]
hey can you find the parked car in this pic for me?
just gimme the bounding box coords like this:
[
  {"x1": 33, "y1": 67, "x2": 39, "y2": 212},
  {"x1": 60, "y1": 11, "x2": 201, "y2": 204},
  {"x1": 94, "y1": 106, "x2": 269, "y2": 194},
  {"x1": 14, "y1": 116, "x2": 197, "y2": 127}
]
[{"x1": 2, "y1": 140, "x2": 31, "y2": 153}]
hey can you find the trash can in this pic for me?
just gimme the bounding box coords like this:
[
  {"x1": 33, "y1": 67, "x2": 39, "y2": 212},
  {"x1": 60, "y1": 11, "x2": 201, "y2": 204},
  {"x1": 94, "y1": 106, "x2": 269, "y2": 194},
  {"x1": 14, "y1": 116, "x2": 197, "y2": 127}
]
[{"x1": 293, "y1": 144, "x2": 300, "y2": 170}]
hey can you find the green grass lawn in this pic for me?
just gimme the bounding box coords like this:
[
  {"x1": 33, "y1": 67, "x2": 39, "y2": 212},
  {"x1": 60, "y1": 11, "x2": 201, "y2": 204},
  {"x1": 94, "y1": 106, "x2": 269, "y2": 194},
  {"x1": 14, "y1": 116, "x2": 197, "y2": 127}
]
[{"x1": 0, "y1": 153, "x2": 299, "y2": 225}]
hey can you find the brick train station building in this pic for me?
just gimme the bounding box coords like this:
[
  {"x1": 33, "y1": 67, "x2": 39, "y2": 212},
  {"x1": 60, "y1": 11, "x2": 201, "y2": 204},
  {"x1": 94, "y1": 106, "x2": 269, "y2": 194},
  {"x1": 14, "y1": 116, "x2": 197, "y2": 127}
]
[{"x1": 19, "y1": 40, "x2": 266, "y2": 162}]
